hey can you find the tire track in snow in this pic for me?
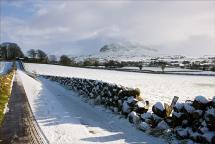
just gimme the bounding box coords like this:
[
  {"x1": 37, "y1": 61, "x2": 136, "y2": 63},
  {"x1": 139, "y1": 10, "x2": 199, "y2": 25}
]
[
  {"x1": 37, "y1": 78, "x2": 166, "y2": 143},
  {"x1": 18, "y1": 70, "x2": 166, "y2": 143}
]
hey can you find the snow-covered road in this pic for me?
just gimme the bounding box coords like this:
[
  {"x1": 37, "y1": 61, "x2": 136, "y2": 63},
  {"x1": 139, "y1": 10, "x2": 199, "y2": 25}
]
[{"x1": 17, "y1": 70, "x2": 165, "y2": 144}]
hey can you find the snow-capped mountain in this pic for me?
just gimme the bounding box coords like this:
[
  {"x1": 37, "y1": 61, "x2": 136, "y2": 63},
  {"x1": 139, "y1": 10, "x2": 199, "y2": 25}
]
[
  {"x1": 74, "y1": 42, "x2": 164, "y2": 62},
  {"x1": 73, "y1": 42, "x2": 189, "y2": 62},
  {"x1": 100, "y1": 43, "x2": 158, "y2": 53}
]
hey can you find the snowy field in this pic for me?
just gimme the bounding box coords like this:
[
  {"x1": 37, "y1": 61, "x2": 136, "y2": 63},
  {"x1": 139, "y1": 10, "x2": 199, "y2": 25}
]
[
  {"x1": 24, "y1": 63, "x2": 215, "y2": 105},
  {"x1": 121, "y1": 66, "x2": 202, "y2": 72},
  {"x1": 17, "y1": 70, "x2": 165, "y2": 144},
  {"x1": 0, "y1": 61, "x2": 13, "y2": 75},
  {"x1": 120, "y1": 66, "x2": 215, "y2": 75}
]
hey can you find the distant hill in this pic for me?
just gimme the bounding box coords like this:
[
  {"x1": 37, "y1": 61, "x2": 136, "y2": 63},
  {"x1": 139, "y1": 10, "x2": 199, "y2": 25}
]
[
  {"x1": 100, "y1": 43, "x2": 157, "y2": 53},
  {"x1": 74, "y1": 42, "x2": 172, "y2": 62}
]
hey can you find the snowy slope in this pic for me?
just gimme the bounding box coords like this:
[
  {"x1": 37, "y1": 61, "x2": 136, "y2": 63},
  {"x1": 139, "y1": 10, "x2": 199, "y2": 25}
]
[
  {"x1": 17, "y1": 70, "x2": 165, "y2": 144},
  {"x1": 73, "y1": 42, "x2": 158, "y2": 62},
  {"x1": 0, "y1": 62, "x2": 3, "y2": 73},
  {"x1": 97, "y1": 43, "x2": 157, "y2": 61},
  {"x1": 73, "y1": 43, "x2": 188, "y2": 62},
  {"x1": 24, "y1": 63, "x2": 215, "y2": 106},
  {"x1": 0, "y1": 61, "x2": 13, "y2": 75}
]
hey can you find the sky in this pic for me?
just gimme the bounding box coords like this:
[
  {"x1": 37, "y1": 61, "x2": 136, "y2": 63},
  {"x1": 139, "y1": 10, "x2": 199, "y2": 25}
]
[{"x1": 0, "y1": 0, "x2": 215, "y2": 57}]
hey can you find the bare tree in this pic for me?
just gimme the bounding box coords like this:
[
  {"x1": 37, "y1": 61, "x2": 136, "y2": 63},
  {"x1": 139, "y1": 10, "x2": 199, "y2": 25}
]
[
  {"x1": 0, "y1": 43, "x2": 24, "y2": 60},
  {"x1": 60, "y1": 55, "x2": 71, "y2": 66},
  {"x1": 0, "y1": 45, "x2": 7, "y2": 59},
  {"x1": 161, "y1": 64, "x2": 166, "y2": 72},
  {"x1": 37, "y1": 49, "x2": 48, "y2": 63},
  {"x1": 48, "y1": 55, "x2": 57, "y2": 63},
  {"x1": 27, "y1": 49, "x2": 36, "y2": 58},
  {"x1": 138, "y1": 65, "x2": 143, "y2": 70},
  {"x1": 70, "y1": 57, "x2": 76, "y2": 66}
]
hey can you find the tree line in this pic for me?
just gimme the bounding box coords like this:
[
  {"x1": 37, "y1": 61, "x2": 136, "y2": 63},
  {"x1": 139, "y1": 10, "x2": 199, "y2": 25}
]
[
  {"x1": 0, "y1": 42, "x2": 96, "y2": 66},
  {"x1": 0, "y1": 43, "x2": 24, "y2": 60},
  {"x1": 0, "y1": 42, "x2": 157, "y2": 68},
  {"x1": 2, "y1": 42, "x2": 213, "y2": 71},
  {"x1": 0, "y1": 42, "x2": 129, "y2": 67}
]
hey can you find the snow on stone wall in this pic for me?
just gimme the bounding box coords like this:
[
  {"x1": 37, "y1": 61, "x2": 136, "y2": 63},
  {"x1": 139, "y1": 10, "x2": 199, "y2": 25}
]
[
  {"x1": 42, "y1": 75, "x2": 148, "y2": 115},
  {"x1": 42, "y1": 75, "x2": 215, "y2": 143}
]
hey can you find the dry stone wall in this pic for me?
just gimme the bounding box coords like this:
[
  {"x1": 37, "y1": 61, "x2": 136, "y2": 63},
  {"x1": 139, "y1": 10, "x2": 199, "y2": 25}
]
[{"x1": 41, "y1": 75, "x2": 214, "y2": 143}]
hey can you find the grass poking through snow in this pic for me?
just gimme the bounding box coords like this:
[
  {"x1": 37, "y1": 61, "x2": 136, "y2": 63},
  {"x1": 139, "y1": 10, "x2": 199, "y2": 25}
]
[{"x1": 0, "y1": 70, "x2": 15, "y2": 124}]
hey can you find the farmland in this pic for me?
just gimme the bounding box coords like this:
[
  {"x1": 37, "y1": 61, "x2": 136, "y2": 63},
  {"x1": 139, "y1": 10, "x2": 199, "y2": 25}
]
[{"x1": 25, "y1": 63, "x2": 215, "y2": 105}]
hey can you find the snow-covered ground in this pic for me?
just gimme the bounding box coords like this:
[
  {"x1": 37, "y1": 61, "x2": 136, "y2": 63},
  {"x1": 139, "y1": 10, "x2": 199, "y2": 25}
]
[
  {"x1": 24, "y1": 63, "x2": 215, "y2": 106},
  {"x1": 17, "y1": 70, "x2": 166, "y2": 144},
  {"x1": 121, "y1": 66, "x2": 202, "y2": 72},
  {"x1": 168, "y1": 70, "x2": 215, "y2": 75},
  {"x1": 0, "y1": 61, "x2": 13, "y2": 75},
  {"x1": 120, "y1": 66, "x2": 215, "y2": 75},
  {"x1": 0, "y1": 62, "x2": 3, "y2": 73}
]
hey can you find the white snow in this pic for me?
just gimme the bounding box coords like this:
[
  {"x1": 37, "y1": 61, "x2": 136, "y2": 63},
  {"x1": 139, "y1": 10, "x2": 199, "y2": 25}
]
[
  {"x1": 168, "y1": 71, "x2": 215, "y2": 75},
  {"x1": 0, "y1": 61, "x2": 13, "y2": 75},
  {"x1": 154, "y1": 102, "x2": 164, "y2": 111},
  {"x1": 194, "y1": 95, "x2": 208, "y2": 104},
  {"x1": 0, "y1": 62, "x2": 3, "y2": 72},
  {"x1": 121, "y1": 66, "x2": 203, "y2": 72},
  {"x1": 17, "y1": 70, "x2": 165, "y2": 144},
  {"x1": 136, "y1": 101, "x2": 145, "y2": 108},
  {"x1": 24, "y1": 63, "x2": 215, "y2": 107},
  {"x1": 120, "y1": 66, "x2": 215, "y2": 75}
]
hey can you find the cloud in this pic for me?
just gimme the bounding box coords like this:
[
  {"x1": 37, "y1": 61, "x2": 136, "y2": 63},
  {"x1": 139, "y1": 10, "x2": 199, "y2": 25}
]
[
  {"x1": 174, "y1": 35, "x2": 215, "y2": 56},
  {"x1": 0, "y1": 0, "x2": 214, "y2": 56}
]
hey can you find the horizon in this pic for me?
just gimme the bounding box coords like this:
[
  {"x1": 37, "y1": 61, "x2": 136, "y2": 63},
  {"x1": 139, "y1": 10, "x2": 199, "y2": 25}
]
[{"x1": 0, "y1": 0, "x2": 215, "y2": 57}]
